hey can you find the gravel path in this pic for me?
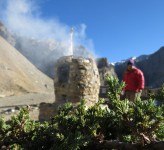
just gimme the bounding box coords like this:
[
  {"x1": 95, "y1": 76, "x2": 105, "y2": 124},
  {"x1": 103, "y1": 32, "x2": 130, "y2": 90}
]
[
  {"x1": 0, "y1": 92, "x2": 55, "y2": 108},
  {"x1": 0, "y1": 92, "x2": 55, "y2": 121}
]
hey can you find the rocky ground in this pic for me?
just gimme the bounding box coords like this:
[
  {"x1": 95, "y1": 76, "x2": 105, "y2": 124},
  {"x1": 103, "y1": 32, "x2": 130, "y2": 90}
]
[
  {"x1": 0, "y1": 92, "x2": 55, "y2": 121},
  {"x1": 0, "y1": 34, "x2": 55, "y2": 121}
]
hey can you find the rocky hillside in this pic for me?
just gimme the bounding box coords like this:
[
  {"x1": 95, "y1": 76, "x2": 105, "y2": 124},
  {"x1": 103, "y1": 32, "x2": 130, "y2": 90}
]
[
  {"x1": 2, "y1": 21, "x2": 164, "y2": 89},
  {"x1": 115, "y1": 47, "x2": 164, "y2": 88},
  {"x1": 0, "y1": 35, "x2": 53, "y2": 97},
  {"x1": 0, "y1": 22, "x2": 15, "y2": 46},
  {"x1": 0, "y1": 22, "x2": 93, "y2": 78}
]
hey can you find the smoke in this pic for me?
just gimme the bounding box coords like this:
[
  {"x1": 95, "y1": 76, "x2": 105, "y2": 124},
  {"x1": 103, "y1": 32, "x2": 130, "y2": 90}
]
[
  {"x1": 0, "y1": 0, "x2": 94, "y2": 46},
  {"x1": 0, "y1": 0, "x2": 95, "y2": 77}
]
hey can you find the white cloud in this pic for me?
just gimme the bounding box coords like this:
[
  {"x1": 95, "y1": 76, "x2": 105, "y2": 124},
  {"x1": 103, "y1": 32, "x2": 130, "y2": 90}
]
[
  {"x1": 0, "y1": 0, "x2": 94, "y2": 51},
  {"x1": 0, "y1": 0, "x2": 97, "y2": 77},
  {"x1": 2, "y1": 0, "x2": 68, "y2": 40}
]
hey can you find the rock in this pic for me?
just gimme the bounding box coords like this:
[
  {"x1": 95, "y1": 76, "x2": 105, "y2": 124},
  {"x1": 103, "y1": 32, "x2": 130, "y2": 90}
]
[
  {"x1": 96, "y1": 58, "x2": 117, "y2": 86},
  {"x1": 54, "y1": 56, "x2": 100, "y2": 107}
]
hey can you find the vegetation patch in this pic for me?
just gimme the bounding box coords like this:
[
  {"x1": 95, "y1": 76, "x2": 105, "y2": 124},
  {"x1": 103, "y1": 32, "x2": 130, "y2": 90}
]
[{"x1": 0, "y1": 76, "x2": 164, "y2": 150}]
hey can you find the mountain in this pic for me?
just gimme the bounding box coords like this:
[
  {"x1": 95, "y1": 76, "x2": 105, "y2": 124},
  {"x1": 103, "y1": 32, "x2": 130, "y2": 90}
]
[
  {"x1": 2, "y1": 21, "x2": 164, "y2": 88},
  {"x1": 114, "y1": 47, "x2": 164, "y2": 88},
  {"x1": 0, "y1": 22, "x2": 93, "y2": 78},
  {"x1": 0, "y1": 22, "x2": 16, "y2": 46},
  {"x1": 0, "y1": 35, "x2": 53, "y2": 97}
]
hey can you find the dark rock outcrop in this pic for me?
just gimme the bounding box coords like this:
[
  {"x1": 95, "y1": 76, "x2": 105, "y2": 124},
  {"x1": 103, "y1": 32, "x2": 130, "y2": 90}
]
[
  {"x1": 0, "y1": 22, "x2": 16, "y2": 46},
  {"x1": 138, "y1": 47, "x2": 164, "y2": 88},
  {"x1": 96, "y1": 58, "x2": 117, "y2": 86}
]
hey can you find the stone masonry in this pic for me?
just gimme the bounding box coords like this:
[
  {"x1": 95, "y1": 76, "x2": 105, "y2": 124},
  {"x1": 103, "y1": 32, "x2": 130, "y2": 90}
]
[{"x1": 54, "y1": 56, "x2": 100, "y2": 106}]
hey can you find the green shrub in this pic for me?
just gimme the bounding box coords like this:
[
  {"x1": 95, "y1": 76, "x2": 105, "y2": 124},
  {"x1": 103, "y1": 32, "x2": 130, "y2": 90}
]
[{"x1": 0, "y1": 76, "x2": 163, "y2": 149}]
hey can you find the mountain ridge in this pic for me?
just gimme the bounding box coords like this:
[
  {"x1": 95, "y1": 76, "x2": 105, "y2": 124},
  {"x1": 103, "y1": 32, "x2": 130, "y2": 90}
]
[
  {"x1": 0, "y1": 21, "x2": 93, "y2": 78},
  {"x1": 114, "y1": 46, "x2": 164, "y2": 88},
  {"x1": 1, "y1": 21, "x2": 164, "y2": 88}
]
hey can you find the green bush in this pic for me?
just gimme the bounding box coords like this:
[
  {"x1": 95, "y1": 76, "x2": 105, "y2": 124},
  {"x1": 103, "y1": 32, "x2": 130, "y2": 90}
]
[
  {"x1": 152, "y1": 84, "x2": 164, "y2": 105},
  {"x1": 0, "y1": 76, "x2": 163, "y2": 149}
]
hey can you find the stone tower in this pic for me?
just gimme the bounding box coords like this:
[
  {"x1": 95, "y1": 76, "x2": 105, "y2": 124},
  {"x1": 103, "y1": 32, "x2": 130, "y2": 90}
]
[{"x1": 54, "y1": 56, "x2": 100, "y2": 106}]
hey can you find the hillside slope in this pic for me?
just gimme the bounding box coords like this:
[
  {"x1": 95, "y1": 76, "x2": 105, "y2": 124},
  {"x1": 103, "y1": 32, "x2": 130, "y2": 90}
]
[{"x1": 0, "y1": 36, "x2": 54, "y2": 97}]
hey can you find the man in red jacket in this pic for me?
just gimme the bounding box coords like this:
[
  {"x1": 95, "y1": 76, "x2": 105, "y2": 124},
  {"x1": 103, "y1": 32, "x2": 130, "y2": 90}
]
[{"x1": 123, "y1": 59, "x2": 145, "y2": 101}]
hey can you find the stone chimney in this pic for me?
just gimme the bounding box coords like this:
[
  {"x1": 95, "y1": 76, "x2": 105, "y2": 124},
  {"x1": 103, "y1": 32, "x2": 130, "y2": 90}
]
[{"x1": 54, "y1": 56, "x2": 100, "y2": 106}]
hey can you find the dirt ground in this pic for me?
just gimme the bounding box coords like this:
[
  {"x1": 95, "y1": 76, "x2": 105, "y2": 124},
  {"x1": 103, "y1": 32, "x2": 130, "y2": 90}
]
[{"x1": 0, "y1": 92, "x2": 55, "y2": 121}]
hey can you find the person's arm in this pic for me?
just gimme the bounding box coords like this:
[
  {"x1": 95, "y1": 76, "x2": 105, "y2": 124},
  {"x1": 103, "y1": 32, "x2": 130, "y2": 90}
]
[
  {"x1": 137, "y1": 70, "x2": 145, "y2": 91},
  {"x1": 122, "y1": 71, "x2": 127, "y2": 92}
]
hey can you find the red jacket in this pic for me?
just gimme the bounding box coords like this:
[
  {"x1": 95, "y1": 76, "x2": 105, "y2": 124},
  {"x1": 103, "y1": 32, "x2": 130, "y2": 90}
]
[{"x1": 123, "y1": 67, "x2": 145, "y2": 92}]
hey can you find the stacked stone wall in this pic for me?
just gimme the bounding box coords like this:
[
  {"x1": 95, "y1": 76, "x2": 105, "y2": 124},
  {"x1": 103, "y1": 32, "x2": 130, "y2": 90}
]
[{"x1": 54, "y1": 56, "x2": 100, "y2": 106}]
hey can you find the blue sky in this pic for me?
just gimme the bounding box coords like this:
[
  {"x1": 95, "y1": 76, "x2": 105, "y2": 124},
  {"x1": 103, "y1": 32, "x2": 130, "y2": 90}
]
[
  {"x1": 40, "y1": 0, "x2": 164, "y2": 62},
  {"x1": 1, "y1": 0, "x2": 164, "y2": 62}
]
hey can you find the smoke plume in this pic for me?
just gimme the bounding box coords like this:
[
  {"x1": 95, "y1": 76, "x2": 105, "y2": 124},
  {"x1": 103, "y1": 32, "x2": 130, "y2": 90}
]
[{"x1": 0, "y1": 0, "x2": 95, "y2": 77}]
